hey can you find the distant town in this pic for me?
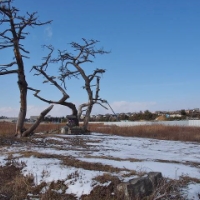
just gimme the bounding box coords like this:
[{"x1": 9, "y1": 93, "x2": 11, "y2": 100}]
[{"x1": 1, "y1": 108, "x2": 200, "y2": 123}]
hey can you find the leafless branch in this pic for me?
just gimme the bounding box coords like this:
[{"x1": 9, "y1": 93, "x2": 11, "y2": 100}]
[
  {"x1": 28, "y1": 86, "x2": 77, "y2": 116},
  {"x1": 0, "y1": 69, "x2": 18, "y2": 75},
  {"x1": 0, "y1": 1, "x2": 52, "y2": 56},
  {"x1": 30, "y1": 38, "x2": 109, "y2": 130},
  {"x1": 30, "y1": 64, "x2": 70, "y2": 102},
  {"x1": 88, "y1": 68, "x2": 106, "y2": 82},
  {"x1": 95, "y1": 102, "x2": 108, "y2": 110},
  {"x1": 0, "y1": 61, "x2": 17, "y2": 67}
]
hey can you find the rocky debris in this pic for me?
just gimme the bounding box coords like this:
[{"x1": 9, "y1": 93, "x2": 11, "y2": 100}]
[
  {"x1": 60, "y1": 126, "x2": 90, "y2": 135},
  {"x1": 60, "y1": 115, "x2": 90, "y2": 135},
  {"x1": 117, "y1": 172, "x2": 163, "y2": 199}
]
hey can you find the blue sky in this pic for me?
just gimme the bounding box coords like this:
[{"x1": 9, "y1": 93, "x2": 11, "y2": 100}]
[{"x1": 0, "y1": 0, "x2": 200, "y2": 117}]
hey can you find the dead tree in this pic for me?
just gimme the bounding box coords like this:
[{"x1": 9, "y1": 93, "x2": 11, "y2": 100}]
[
  {"x1": 56, "y1": 39, "x2": 109, "y2": 131},
  {"x1": 0, "y1": 0, "x2": 53, "y2": 137},
  {"x1": 28, "y1": 45, "x2": 79, "y2": 126},
  {"x1": 30, "y1": 40, "x2": 109, "y2": 131}
]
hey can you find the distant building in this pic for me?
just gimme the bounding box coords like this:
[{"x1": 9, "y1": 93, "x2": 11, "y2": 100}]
[
  {"x1": 185, "y1": 108, "x2": 200, "y2": 114},
  {"x1": 169, "y1": 114, "x2": 182, "y2": 118},
  {"x1": 30, "y1": 116, "x2": 39, "y2": 121}
]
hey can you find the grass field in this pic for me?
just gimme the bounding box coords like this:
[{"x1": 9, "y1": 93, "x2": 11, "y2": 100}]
[
  {"x1": 89, "y1": 123, "x2": 200, "y2": 143},
  {"x1": 1, "y1": 121, "x2": 200, "y2": 143},
  {"x1": 0, "y1": 122, "x2": 200, "y2": 199}
]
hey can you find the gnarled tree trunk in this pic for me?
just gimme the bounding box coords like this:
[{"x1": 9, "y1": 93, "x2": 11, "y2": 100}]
[
  {"x1": 15, "y1": 75, "x2": 27, "y2": 137},
  {"x1": 83, "y1": 103, "x2": 93, "y2": 131},
  {"x1": 22, "y1": 105, "x2": 53, "y2": 137},
  {"x1": 14, "y1": 40, "x2": 28, "y2": 137}
]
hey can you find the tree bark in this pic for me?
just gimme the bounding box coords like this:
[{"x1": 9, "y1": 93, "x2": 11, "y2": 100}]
[
  {"x1": 62, "y1": 102, "x2": 79, "y2": 126},
  {"x1": 22, "y1": 105, "x2": 54, "y2": 137},
  {"x1": 15, "y1": 81, "x2": 27, "y2": 137},
  {"x1": 14, "y1": 43, "x2": 28, "y2": 137},
  {"x1": 83, "y1": 103, "x2": 93, "y2": 131}
]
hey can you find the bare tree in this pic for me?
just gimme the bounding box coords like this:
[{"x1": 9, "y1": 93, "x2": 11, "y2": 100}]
[
  {"x1": 0, "y1": 0, "x2": 53, "y2": 137},
  {"x1": 30, "y1": 39, "x2": 109, "y2": 131},
  {"x1": 28, "y1": 45, "x2": 79, "y2": 126},
  {"x1": 57, "y1": 39, "x2": 109, "y2": 130}
]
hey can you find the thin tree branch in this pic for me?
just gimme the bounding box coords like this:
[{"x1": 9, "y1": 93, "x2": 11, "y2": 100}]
[
  {"x1": 0, "y1": 61, "x2": 17, "y2": 67},
  {"x1": 0, "y1": 69, "x2": 18, "y2": 75}
]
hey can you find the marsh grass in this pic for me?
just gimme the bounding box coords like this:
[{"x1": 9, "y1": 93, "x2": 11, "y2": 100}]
[
  {"x1": 62, "y1": 156, "x2": 124, "y2": 173},
  {"x1": 0, "y1": 122, "x2": 15, "y2": 136},
  {"x1": 0, "y1": 160, "x2": 38, "y2": 200},
  {"x1": 0, "y1": 122, "x2": 63, "y2": 136},
  {"x1": 88, "y1": 123, "x2": 200, "y2": 142},
  {"x1": 1, "y1": 122, "x2": 200, "y2": 143}
]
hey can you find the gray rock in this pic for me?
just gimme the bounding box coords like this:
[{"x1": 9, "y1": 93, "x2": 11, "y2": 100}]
[
  {"x1": 148, "y1": 171, "x2": 162, "y2": 187},
  {"x1": 60, "y1": 126, "x2": 88, "y2": 135},
  {"x1": 117, "y1": 172, "x2": 163, "y2": 200}
]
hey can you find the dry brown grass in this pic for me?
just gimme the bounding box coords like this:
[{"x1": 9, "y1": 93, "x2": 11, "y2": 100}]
[
  {"x1": 148, "y1": 177, "x2": 191, "y2": 200},
  {"x1": 0, "y1": 162, "x2": 38, "y2": 200},
  {"x1": 1, "y1": 122, "x2": 200, "y2": 143},
  {"x1": 0, "y1": 122, "x2": 16, "y2": 136},
  {"x1": 93, "y1": 173, "x2": 119, "y2": 184},
  {"x1": 88, "y1": 123, "x2": 200, "y2": 142},
  {"x1": 40, "y1": 180, "x2": 76, "y2": 200},
  {"x1": 13, "y1": 151, "x2": 134, "y2": 175},
  {"x1": 0, "y1": 160, "x2": 76, "y2": 200},
  {"x1": 62, "y1": 156, "x2": 125, "y2": 173},
  {"x1": 0, "y1": 122, "x2": 64, "y2": 136},
  {"x1": 82, "y1": 174, "x2": 123, "y2": 200}
]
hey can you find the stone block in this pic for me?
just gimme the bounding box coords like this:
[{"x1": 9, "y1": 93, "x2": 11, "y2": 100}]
[
  {"x1": 148, "y1": 172, "x2": 163, "y2": 187},
  {"x1": 117, "y1": 172, "x2": 163, "y2": 200}
]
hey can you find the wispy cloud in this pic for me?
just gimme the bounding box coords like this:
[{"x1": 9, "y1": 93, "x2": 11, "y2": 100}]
[
  {"x1": 91, "y1": 101, "x2": 157, "y2": 114},
  {"x1": 0, "y1": 107, "x2": 19, "y2": 117},
  {"x1": 0, "y1": 105, "x2": 70, "y2": 118},
  {"x1": 44, "y1": 26, "x2": 53, "y2": 39},
  {"x1": 109, "y1": 101, "x2": 157, "y2": 113}
]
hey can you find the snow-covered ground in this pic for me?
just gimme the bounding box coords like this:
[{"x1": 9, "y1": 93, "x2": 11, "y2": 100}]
[{"x1": 0, "y1": 132, "x2": 200, "y2": 199}]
